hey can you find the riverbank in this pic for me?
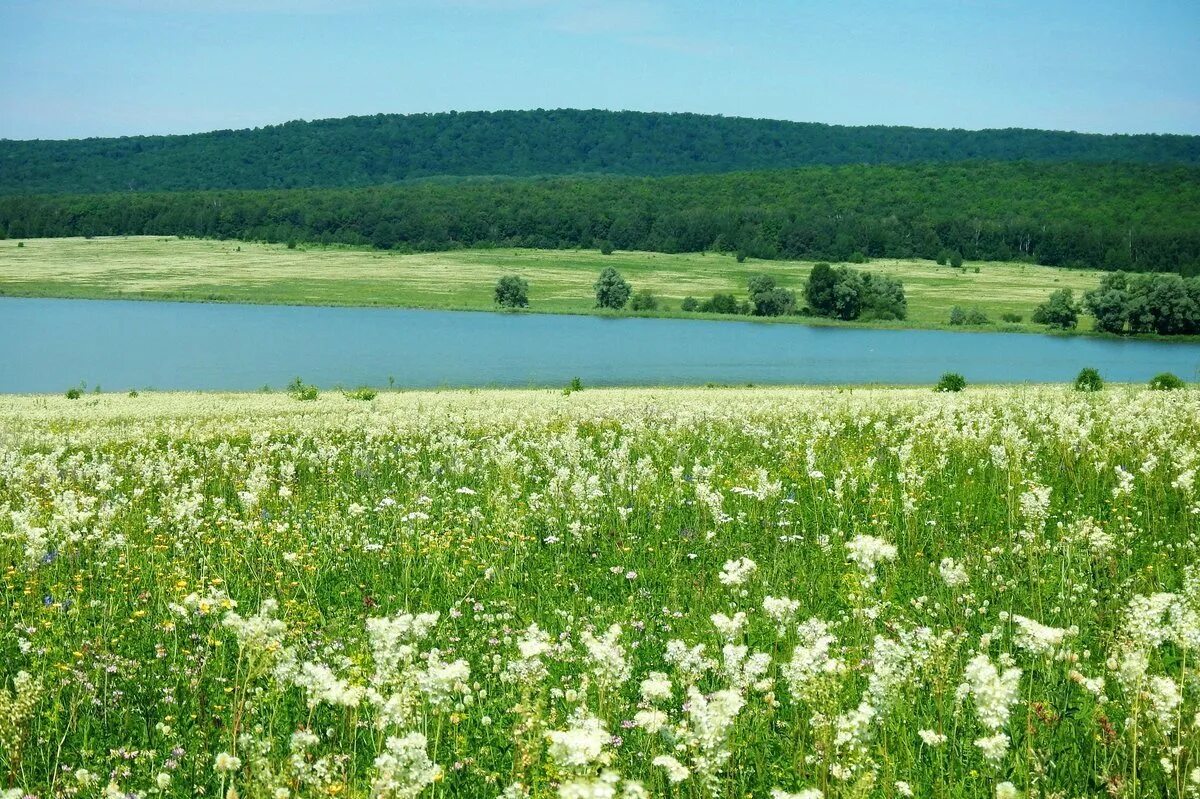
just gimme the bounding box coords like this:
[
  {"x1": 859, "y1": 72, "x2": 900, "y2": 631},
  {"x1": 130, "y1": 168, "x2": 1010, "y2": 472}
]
[{"x1": 1, "y1": 235, "x2": 1156, "y2": 339}]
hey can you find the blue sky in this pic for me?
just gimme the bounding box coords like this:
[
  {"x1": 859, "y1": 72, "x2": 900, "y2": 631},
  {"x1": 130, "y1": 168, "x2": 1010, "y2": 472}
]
[{"x1": 1, "y1": 0, "x2": 1197, "y2": 140}]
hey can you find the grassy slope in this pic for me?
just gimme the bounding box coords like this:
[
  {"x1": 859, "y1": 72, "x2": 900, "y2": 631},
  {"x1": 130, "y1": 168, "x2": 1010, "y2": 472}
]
[{"x1": 0, "y1": 236, "x2": 1107, "y2": 333}]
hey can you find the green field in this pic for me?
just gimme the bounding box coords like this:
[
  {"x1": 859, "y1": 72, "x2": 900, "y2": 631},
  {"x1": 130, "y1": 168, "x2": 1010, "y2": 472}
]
[
  {"x1": 0, "y1": 236, "x2": 1108, "y2": 333},
  {"x1": 2, "y1": 386, "x2": 1199, "y2": 798}
]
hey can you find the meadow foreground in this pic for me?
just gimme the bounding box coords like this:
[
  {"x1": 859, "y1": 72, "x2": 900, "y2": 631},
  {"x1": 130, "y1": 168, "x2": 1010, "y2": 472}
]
[{"x1": 2, "y1": 386, "x2": 1199, "y2": 798}]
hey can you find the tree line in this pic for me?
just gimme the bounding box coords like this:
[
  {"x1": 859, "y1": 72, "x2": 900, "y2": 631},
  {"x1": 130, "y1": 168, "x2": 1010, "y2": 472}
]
[
  {"x1": 3, "y1": 163, "x2": 1199, "y2": 274},
  {"x1": 3, "y1": 109, "x2": 1199, "y2": 195}
]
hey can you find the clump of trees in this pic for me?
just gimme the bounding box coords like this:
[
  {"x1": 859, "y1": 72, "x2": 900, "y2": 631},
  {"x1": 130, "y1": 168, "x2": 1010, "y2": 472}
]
[
  {"x1": 747, "y1": 275, "x2": 796, "y2": 316},
  {"x1": 805, "y1": 263, "x2": 907, "y2": 321},
  {"x1": 494, "y1": 275, "x2": 529, "y2": 308},
  {"x1": 629, "y1": 290, "x2": 658, "y2": 311},
  {"x1": 594, "y1": 267, "x2": 632, "y2": 309},
  {"x1": 949, "y1": 306, "x2": 989, "y2": 326},
  {"x1": 1032, "y1": 289, "x2": 1080, "y2": 329},
  {"x1": 1083, "y1": 272, "x2": 1200, "y2": 335}
]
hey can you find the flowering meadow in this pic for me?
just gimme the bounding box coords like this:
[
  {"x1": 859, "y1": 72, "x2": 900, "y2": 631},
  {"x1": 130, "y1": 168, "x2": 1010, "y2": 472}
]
[{"x1": 2, "y1": 386, "x2": 1200, "y2": 799}]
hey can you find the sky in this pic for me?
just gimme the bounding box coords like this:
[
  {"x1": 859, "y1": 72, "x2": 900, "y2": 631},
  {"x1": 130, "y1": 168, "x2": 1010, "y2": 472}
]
[{"x1": 1, "y1": 0, "x2": 1198, "y2": 140}]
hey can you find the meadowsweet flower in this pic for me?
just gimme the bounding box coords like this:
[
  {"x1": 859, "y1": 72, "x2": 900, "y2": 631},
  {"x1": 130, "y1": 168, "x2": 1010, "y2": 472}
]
[
  {"x1": 639, "y1": 672, "x2": 672, "y2": 702},
  {"x1": 845, "y1": 535, "x2": 897, "y2": 584},
  {"x1": 1011, "y1": 615, "x2": 1073, "y2": 658},
  {"x1": 653, "y1": 755, "x2": 690, "y2": 783},
  {"x1": 580, "y1": 624, "x2": 630, "y2": 689},
  {"x1": 959, "y1": 653, "x2": 1021, "y2": 731},
  {"x1": 770, "y1": 790, "x2": 823, "y2": 799},
  {"x1": 762, "y1": 596, "x2": 802, "y2": 639},
  {"x1": 939, "y1": 557, "x2": 968, "y2": 588},
  {"x1": 918, "y1": 729, "x2": 947, "y2": 747},
  {"x1": 718, "y1": 557, "x2": 757, "y2": 587},
  {"x1": 546, "y1": 716, "x2": 611, "y2": 769},
  {"x1": 710, "y1": 612, "x2": 748, "y2": 641},
  {"x1": 974, "y1": 732, "x2": 1010, "y2": 763},
  {"x1": 370, "y1": 732, "x2": 441, "y2": 799}
]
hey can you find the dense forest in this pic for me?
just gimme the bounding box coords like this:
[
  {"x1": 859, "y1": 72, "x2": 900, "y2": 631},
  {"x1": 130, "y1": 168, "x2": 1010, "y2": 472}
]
[
  {"x1": 3, "y1": 109, "x2": 1200, "y2": 194},
  {"x1": 4, "y1": 163, "x2": 1199, "y2": 274}
]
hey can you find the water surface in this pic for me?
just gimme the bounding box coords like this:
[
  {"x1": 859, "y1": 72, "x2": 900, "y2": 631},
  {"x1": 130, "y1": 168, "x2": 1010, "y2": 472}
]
[{"x1": 3, "y1": 297, "x2": 1199, "y2": 392}]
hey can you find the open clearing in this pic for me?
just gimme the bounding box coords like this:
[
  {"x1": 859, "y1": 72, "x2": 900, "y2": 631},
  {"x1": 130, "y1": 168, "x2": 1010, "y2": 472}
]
[
  {"x1": 0, "y1": 236, "x2": 1107, "y2": 332},
  {"x1": 2, "y1": 385, "x2": 1199, "y2": 797}
]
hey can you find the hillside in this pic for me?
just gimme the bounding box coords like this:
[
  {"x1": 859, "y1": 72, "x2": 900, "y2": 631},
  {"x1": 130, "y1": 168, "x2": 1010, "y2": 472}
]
[
  {"x1": 3, "y1": 109, "x2": 1200, "y2": 194},
  {"x1": 4, "y1": 163, "x2": 1199, "y2": 274}
]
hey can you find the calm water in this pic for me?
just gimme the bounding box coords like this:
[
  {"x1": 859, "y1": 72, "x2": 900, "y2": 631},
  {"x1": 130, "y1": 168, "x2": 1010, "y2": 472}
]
[{"x1": 3, "y1": 297, "x2": 1199, "y2": 392}]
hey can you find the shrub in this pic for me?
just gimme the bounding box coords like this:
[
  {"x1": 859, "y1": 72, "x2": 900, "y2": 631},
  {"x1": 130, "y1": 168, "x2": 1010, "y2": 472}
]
[
  {"x1": 1000, "y1": 312, "x2": 1023, "y2": 323},
  {"x1": 965, "y1": 307, "x2": 989, "y2": 325},
  {"x1": 1074, "y1": 368, "x2": 1104, "y2": 392},
  {"x1": 949, "y1": 251, "x2": 964, "y2": 268},
  {"x1": 65, "y1": 387, "x2": 82, "y2": 399},
  {"x1": 699, "y1": 293, "x2": 739, "y2": 314},
  {"x1": 17, "y1": 241, "x2": 24, "y2": 248},
  {"x1": 747, "y1": 275, "x2": 796, "y2": 317},
  {"x1": 494, "y1": 275, "x2": 530, "y2": 308},
  {"x1": 346, "y1": 386, "x2": 378, "y2": 401},
  {"x1": 286, "y1": 240, "x2": 297, "y2": 250},
  {"x1": 629, "y1": 290, "x2": 659, "y2": 311},
  {"x1": 936, "y1": 250, "x2": 950, "y2": 266},
  {"x1": 599, "y1": 241, "x2": 614, "y2": 255},
  {"x1": 287, "y1": 377, "x2": 319, "y2": 401},
  {"x1": 680, "y1": 296, "x2": 698, "y2": 312},
  {"x1": 1033, "y1": 289, "x2": 1080, "y2": 329},
  {"x1": 594, "y1": 266, "x2": 631, "y2": 309},
  {"x1": 564, "y1": 377, "x2": 584, "y2": 395},
  {"x1": 948, "y1": 306, "x2": 966, "y2": 326},
  {"x1": 1149, "y1": 372, "x2": 1185, "y2": 391},
  {"x1": 848, "y1": 251, "x2": 866, "y2": 264},
  {"x1": 935, "y1": 372, "x2": 967, "y2": 392},
  {"x1": 735, "y1": 251, "x2": 746, "y2": 263}
]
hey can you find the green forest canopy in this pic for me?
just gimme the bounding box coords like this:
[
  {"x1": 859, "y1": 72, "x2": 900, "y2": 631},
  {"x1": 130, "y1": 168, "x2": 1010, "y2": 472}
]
[
  {"x1": 3, "y1": 109, "x2": 1200, "y2": 194},
  {"x1": 4, "y1": 163, "x2": 1198, "y2": 275}
]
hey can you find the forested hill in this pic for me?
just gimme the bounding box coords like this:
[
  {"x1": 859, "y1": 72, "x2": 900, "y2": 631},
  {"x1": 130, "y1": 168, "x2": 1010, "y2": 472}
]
[
  {"x1": 3, "y1": 109, "x2": 1200, "y2": 194},
  {"x1": 5, "y1": 163, "x2": 1199, "y2": 275}
]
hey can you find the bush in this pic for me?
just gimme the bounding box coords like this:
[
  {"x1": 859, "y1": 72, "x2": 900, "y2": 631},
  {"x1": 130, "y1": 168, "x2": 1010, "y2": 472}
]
[
  {"x1": 699, "y1": 293, "x2": 739, "y2": 314},
  {"x1": 494, "y1": 275, "x2": 530, "y2": 308},
  {"x1": 17, "y1": 241, "x2": 24, "y2": 248},
  {"x1": 286, "y1": 240, "x2": 297, "y2": 250},
  {"x1": 1000, "y1": 312, "x2": 1023, "y2": 323},
  {"x1": 964, "y1": 307, "x2": 989, "y2": 325},
  {"x1": 564, "y1": 377, "x2": 584, "y2": 395},
  {"x1": 1149, "y1": 372, "x2": 1185, "y2": 391},
  {"x1": 935, "y1": 372, "x2": 967, "y2": 392},
  {"x1": 1074, "y1": 368, "x2": 1104, "y2": 392},
  {"x1": 680, "y1": 296, "x2": 698, "y2": 312},
  {"x1": 287, "y1": 377, "x2": 319, "y2": 401},
  {"x1": 65, "y1": 387, "x2": 82, "y2": 399},
  {"x1": 735, "y1": 251, "x2": 746, "y2": 263},
  {"x1": 346, "y1": 386, "x2": 378, "y2": 401},
  {"x1": 949, "y1": 251, "x2": 964, "y2": 268},
  {"x1": 848, "y1": 251, "x2": 867, "y2": 264},
  {"x1": 594, "y1": 266, "x2": 631, "y2": 309},
  {"x1": 629, "y1": 290, "x2": 659, "y2": 311},
  {"x1": 948, "y1": 306, "x2": 966, "y2": 326},
  {"x1": 936, "y1": 250, "x2": 950, "y2": 266},
  {"x1": 747, "y1": 274, "x2": 796, "y2": 317},
  {"x1": 599, "y1": 241, "x2": 614, "y2": 255},
  {"x1": 1033, "y1": 289, "x2": 1080, "y2": 329}
]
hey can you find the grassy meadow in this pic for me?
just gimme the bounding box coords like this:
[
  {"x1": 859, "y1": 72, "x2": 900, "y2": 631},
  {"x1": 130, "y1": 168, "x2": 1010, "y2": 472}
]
[
  {"x1": 0, "y1": 237, "x2": 1107, "y2": 333},
  {"x1": 2, "y1": 385, "x2": 1199, "y2": 798}
]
